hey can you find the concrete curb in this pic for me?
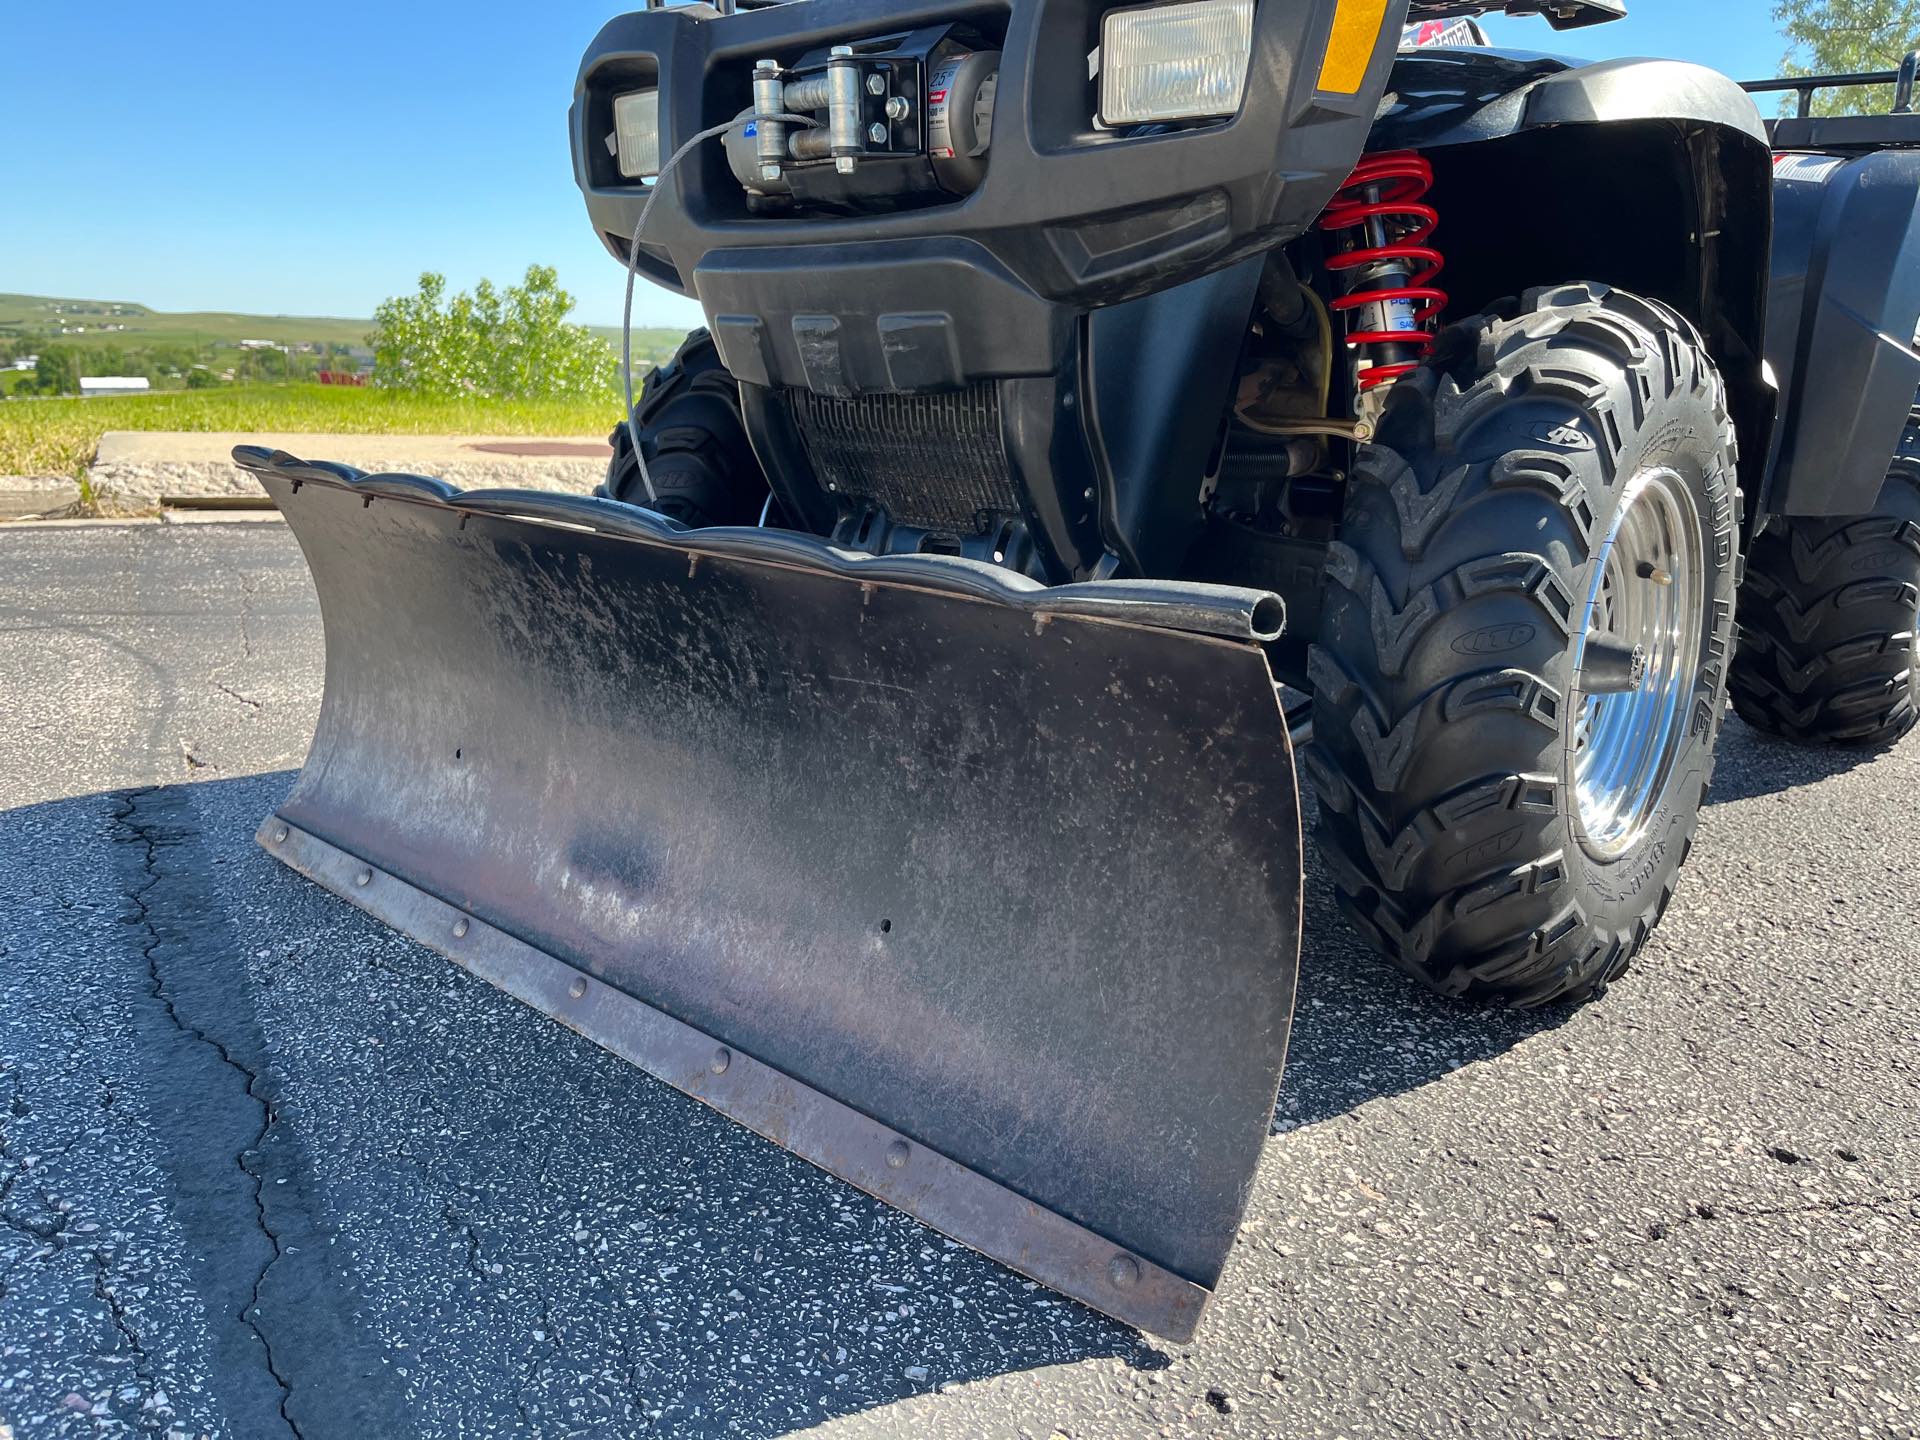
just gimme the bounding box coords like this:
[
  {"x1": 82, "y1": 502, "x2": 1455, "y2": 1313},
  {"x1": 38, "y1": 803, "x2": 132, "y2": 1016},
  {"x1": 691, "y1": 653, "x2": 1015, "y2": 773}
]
[
  {"x1": 2, "y1": 430, "x2": 617, "y2": 522},
  {"x1": 89, "y1": 430, "x2": 613, "y2": 506},
  {"x1": 18, "y1": 512, "x2": 289, "y2": 530},
  {"x1": 0, "y1": 477, "x2": 82, "y2": 521}
]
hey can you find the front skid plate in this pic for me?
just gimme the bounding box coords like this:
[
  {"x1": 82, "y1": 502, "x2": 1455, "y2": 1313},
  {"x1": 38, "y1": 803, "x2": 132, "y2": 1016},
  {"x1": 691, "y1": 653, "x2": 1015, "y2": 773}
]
[{"x1": 243, "y1": 450, "x2": 1303, "y2": 1341}]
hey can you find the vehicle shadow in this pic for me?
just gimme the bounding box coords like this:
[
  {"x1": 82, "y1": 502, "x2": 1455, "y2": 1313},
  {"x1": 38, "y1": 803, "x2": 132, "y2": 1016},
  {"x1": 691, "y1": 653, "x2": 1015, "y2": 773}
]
[
  {"x1": 1706, "y1": 710, "x2": 1903, "y2": 806},
  {"x1": 1280, "y1": 821, "x2": 1574, "y2": 1135},
  {"x1": 2, "y1": 772, "x2": 1568, "y2": 1438}
]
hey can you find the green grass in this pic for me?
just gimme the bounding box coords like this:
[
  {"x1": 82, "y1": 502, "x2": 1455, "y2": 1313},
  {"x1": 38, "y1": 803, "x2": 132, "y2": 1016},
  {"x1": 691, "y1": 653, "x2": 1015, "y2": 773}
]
[{"x1": 0, "y1": 385, "x2": 624, "y2": 480}]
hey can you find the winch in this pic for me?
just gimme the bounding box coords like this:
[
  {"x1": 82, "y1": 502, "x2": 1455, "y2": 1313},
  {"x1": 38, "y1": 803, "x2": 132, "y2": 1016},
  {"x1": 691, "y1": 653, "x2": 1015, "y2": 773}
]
[{"x1": 719, "y1": 28, "x2": 1000, "y2": 208}]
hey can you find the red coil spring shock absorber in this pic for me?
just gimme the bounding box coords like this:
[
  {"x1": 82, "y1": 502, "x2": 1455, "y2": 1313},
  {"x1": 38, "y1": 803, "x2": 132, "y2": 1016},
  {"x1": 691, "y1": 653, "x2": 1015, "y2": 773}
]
[{"x1": 1319, "y1": 151, "x2": 1448, "y2": 392}]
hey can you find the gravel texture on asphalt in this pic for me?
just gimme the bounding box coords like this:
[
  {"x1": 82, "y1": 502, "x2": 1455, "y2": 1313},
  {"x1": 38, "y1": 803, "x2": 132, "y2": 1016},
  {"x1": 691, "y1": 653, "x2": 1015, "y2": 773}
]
[{"x1": 1, "y1": 522, "x2": 1917, "y2": 1439}]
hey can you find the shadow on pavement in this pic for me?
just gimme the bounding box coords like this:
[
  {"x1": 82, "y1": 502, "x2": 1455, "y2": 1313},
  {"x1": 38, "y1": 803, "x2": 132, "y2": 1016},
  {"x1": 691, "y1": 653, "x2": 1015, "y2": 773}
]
[
  {"x1": 1706, "y1": 712, "x2": 1904, "y2": 806},
  {"x1": 1281, "y1": 840, "x2": 1572, "y2": 1134},
  {"x1": 4, "y1": 770, "x2": 1580, "y2": 1436},
  {"x1": 9, "y1": 776, "x2": 1174, "y2": 1439}
]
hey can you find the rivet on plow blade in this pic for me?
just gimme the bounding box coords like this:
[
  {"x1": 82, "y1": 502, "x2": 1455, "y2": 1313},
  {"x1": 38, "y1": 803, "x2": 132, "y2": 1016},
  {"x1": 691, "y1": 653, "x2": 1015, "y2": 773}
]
[
  {"x1": 569, "y1": 976, "x2": 588, "y2": 999},
  {"x1": 271, "y1": 824, "x2": 289, "y2": 844},
  {"x1": 236, "y1": 451, "x2": 1302, "y2": 1342},
  {"x1": 354, "y1": 867, "x2": 373, "y2": 887},
  {"x1": 452, "y1": 917, "x2": 470, "y2": 939},
  {"x1": 1580, "y1": 639, "x2": 1648, "y2": 694}
]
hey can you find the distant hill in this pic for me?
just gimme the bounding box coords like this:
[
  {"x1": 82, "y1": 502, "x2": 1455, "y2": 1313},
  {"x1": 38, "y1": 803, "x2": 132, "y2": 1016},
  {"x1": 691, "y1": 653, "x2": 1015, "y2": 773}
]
[
  {"x1": 0, "y1": 293, "x2": 374, "y2": 350},
  {"x1": 0, "y1": 293, "x2": 687, "y2": 361}
]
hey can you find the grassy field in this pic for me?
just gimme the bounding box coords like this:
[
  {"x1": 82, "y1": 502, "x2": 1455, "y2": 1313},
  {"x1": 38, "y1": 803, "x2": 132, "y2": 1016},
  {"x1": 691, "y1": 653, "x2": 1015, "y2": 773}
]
[{"x1": 0, "y1": 385, "x2": 624, "y2": 480}]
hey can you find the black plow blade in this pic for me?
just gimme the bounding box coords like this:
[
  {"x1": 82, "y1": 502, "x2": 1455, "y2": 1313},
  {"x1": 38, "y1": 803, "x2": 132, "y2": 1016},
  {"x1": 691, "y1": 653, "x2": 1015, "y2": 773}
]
[{"x1": 237, "y1": 446, "x2": 1303, "y2": 1341}]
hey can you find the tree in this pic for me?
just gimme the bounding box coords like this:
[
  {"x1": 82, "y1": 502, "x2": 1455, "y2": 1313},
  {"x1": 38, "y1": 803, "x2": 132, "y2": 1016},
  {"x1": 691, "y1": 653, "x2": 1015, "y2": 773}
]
[
  {"x1": 34, "y1": 348, "x2": 78, "y2": 397},
  {"x1": 1774, "y1": 0, "x2": 1920, "y2": 115},
  {"x1": 368, "y1": 266, "x2": 617, "y2": 400}
]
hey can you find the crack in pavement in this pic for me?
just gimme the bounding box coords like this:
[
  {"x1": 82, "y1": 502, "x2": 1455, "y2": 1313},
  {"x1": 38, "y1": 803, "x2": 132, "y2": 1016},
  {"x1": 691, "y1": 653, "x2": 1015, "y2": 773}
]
[
  {"x1": 114, "y1": 788, "x2": 303, "y2": 1440},
  {"x1": 202, "y1": 564, "x2": 267, "y2": 730},
  {"x1": 235, "y1": 567, "x2": 259, "y2": 663},
  {"x1": 212, "y1": 680, "x2": 263, "y2": 711},
  {"x1": 1652, "y1": 1189, "x2": 1920, "y2": 1238},
  {"x1": 0, "y1": 1087, "x2": 93, "y2": 1298},
  {"x1": 442, "y1": 1199, "x2": 491, "y2": 1284},
  {"x1": 92, "y1": 1247, "x2": 164, "y2": 1404}
]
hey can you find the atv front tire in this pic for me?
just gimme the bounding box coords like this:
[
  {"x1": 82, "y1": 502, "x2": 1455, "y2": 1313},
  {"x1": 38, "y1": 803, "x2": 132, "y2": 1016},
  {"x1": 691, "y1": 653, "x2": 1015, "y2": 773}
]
[
  {"x1": 604, "y1": 328, "x2": 767, "y2": 526},
  {"x1": 1308, "y1": 284, "x2": 1741, "y2": 1007},
  {"x1": 1729, "y1": 409, "x2": 1920, "y2": 746}
]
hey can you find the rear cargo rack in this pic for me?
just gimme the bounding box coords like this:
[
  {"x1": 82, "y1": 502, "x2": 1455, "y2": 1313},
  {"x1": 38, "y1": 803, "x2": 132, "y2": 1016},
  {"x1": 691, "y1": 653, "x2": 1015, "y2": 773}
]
[
  {"x1": 1743, "y1": 51, "x2": 1919, "y2": 118},
  {"x1": 1743, "y1": 51, "x2": 1920, "y2": 151}
]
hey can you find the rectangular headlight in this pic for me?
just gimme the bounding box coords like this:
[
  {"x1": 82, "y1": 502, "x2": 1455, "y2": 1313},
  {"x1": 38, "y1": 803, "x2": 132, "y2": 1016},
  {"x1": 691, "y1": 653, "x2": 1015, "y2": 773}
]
[
  {"x1": 1100, "y1": 0, "x2": 1255, "y2": 127},
  {"x1": 612, "y1": 88, "x2": 661, "y2": 180}
]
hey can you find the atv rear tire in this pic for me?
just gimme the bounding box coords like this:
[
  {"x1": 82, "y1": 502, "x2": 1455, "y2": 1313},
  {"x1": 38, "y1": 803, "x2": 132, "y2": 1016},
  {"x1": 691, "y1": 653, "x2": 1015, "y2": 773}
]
[
  {"x1": 1307, "y1": 284, "x2": 1741, "y2": 1007},
  {"x1": 1729, "y1": 411, "x2": 1920, "y2": 747},
  {"x1": 603, "y1": 328, "x2": 767, "y2": 527}
]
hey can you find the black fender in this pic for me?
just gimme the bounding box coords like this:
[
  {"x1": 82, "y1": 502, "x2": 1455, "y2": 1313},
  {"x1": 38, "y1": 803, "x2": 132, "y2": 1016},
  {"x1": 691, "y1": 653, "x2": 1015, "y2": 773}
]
[
  {"x1": 1761, "y1": 149, "x2": 1920, "y2": 518},
  {"x1": 1373, "y1": 52, "x2": 1777, "y2": 533}
]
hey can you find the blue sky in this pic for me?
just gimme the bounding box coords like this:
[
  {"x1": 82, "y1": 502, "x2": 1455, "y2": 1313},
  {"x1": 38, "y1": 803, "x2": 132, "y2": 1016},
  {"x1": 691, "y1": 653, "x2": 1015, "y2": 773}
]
[{"x1": 0, "y1": 2, "x2": 1792, "y2": 330}]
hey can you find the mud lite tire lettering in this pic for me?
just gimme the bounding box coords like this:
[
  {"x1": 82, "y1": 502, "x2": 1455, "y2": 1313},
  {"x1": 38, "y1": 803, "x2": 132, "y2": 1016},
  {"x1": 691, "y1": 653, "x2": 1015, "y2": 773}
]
[
  {"x1": 1308, "y1": 284, "x2": 1741, "y2": 1007},
  {"x1": 1729, "y1": 403, "x2": 1920, "y2": 747}
]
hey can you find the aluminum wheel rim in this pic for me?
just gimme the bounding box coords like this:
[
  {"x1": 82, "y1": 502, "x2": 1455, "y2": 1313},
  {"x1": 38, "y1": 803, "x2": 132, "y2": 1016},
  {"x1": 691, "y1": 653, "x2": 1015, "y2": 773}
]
[{"x1": 1571, "y1": 466, "x2": 1706, "y2": 858}]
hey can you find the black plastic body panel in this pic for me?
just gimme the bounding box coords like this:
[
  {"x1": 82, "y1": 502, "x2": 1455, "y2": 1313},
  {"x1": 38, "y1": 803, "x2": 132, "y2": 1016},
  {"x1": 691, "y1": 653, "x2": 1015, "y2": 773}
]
[
  {"x1": 700, "y1": 238, "x2": 1070, "y2": 395},
  {"x1": 1387, "y1": 54, "x2": 1769, "y2": 148},
  {"x1": 1761, "y1": 149, "x2": 1920, "y2": 517},
  {"x1": 1373, "y1": 51, "x2": 1777, "y2": 533},
  {"x1": 1083, "y1": 258, "x2": 1265, "y2": 578}
]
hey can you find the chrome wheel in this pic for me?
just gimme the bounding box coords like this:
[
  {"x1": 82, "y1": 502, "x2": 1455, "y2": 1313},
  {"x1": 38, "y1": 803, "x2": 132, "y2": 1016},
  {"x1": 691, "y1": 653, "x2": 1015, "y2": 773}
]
[{"x1": 1571, "y1": 466, "x2": 1707, "y2": 857}]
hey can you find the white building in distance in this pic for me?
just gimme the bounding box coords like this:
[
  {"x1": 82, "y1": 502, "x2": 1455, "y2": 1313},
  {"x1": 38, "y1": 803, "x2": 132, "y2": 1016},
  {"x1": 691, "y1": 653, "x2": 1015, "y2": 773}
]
[{"x1": 79, "y1": 376, "x2": 151, "y2": 397}]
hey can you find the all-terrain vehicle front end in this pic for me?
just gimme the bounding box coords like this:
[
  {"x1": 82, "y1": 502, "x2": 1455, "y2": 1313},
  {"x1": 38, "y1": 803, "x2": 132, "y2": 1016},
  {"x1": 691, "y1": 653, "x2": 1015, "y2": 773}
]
[{"x1": 238, "y1": 0, "x2": 1783, "y2": 1342}]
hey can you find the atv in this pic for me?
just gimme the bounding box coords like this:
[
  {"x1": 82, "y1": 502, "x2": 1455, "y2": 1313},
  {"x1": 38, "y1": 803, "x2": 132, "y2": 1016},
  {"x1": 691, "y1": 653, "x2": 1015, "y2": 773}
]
[
  {"x1": 1734, "y1": 56, "x2": 1920, "y2": 745},
  {"x1": 238, "y1": 0, "x2": 1791, "y2": 1339}
]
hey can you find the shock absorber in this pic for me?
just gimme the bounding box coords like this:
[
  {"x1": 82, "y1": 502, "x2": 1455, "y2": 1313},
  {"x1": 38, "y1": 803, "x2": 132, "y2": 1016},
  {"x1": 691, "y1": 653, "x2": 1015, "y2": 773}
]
[{"x1": 1319, "y1": 151, "x2": 1448, "y2": 394}]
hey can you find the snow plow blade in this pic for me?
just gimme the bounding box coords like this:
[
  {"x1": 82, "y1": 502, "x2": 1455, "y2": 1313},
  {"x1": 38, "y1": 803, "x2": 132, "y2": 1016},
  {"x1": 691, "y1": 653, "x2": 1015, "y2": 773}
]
[{"x1": 236, "y1": 446, "x2": 1303, "y2": 1341}]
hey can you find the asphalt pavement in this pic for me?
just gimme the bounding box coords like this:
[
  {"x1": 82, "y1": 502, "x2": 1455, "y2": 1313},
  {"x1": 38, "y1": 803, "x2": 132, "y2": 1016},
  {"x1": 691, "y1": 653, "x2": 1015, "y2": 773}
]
[{"x1": 2, "y1": 520, "x2": 1917, "y2": 1439}]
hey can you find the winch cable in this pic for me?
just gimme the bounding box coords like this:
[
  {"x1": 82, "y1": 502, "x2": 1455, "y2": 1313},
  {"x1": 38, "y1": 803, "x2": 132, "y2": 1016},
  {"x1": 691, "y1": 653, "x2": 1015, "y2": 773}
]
[{"x1": 621, "y1": 115, "x2": 821, "y2": 505}]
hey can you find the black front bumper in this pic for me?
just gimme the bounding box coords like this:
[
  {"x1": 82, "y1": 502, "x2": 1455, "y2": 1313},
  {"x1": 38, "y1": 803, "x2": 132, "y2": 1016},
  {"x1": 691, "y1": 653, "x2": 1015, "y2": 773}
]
[{"x1": 571, "y1": 0, "x2": 1405, "y2": 394}]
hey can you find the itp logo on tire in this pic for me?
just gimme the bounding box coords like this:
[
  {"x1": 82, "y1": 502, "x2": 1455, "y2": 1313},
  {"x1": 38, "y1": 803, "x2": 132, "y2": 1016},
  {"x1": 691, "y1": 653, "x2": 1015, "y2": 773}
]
[
  {"x1": 1529, "y1": 421, "x2": 1596, "y2": 451},
  {"x1": 1451, "y1": 623, "x2": 1537, "y2": 657}
]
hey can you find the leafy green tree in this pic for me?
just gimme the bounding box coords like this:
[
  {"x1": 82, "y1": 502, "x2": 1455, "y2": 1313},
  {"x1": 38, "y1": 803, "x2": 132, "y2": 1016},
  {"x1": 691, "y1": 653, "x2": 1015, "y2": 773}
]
[
  {"x1": 1774, "y1": 0, "x2": 1920, "y2": 114},
  {"x1": 368, "y1": 266, "x2": 616, "y2": 400},
  {"x1": 34, "y1": 348, "x2": 78, "y2": 396}
]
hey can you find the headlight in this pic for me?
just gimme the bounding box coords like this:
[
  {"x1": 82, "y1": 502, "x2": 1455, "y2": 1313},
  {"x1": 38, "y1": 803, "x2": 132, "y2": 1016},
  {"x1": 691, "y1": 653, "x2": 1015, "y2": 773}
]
[
  {"x1": 1099, "y1": 0, "x2": 1255, "y2": 127},
  {"x1": 612, "y1": 88, "x2": 661, "y2": 180}
]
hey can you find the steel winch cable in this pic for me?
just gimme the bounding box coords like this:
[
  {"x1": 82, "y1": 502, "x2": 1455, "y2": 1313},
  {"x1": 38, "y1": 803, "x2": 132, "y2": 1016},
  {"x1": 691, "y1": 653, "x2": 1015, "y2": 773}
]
[{"x1": 620, "y1": 114, "x2": 820, "y2": 505}]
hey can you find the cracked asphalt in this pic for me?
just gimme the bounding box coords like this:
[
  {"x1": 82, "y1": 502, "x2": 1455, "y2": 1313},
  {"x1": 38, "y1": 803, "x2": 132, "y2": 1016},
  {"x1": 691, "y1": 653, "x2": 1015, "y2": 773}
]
[{"x1": 2, "y1": 519, "x2": 1918, "y2": 1439}]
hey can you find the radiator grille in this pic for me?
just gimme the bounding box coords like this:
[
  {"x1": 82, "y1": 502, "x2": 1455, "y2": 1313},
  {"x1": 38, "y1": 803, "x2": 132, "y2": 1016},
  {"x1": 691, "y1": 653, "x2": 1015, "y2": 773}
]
[{"x1": 792, "y1": 385, "x2": 1016, "y2": 535}]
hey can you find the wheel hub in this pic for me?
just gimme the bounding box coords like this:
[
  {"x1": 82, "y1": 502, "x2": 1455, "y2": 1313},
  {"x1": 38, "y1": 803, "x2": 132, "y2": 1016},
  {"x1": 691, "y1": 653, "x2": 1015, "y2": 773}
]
[{"x1": 1571, "y1": 466, "x2": 1707, "y2": 858}]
